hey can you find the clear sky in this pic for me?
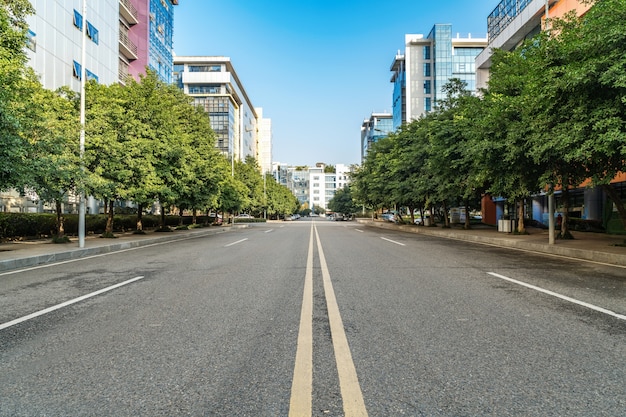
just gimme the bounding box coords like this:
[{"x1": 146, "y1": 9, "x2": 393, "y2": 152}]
[{"x1": 172, "y1": 1, "x2": 498, "y2": 167}]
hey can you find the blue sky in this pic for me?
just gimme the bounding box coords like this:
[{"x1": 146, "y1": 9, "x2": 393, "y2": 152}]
[{"x1": 173, "y1": 1, "x2": 497, "y2": 167}]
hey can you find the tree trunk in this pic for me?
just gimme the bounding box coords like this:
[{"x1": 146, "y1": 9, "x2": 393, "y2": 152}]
[
  {"x1": 136, "y1": 203, "x2": 143, "y2": 231},
  {"x1": 559, "y1": 186, "x2": 574, "y2": 239},
  {"x1": 408, "y1": 204, "x2": 415, "y2": 225},
  {"x1": 464, "y1": 199, "x2": 471, "y2": 230},
  {"x1": 429, "y1": 205, "x2": 436, "y2": 226},
  {"x1": 179, "y1": 207, "x2": 184, "y2": 226},
  {"x1": 105, "y1": 200, "x2": 114, "y2": 235},
  {"x1": 602, "y1": 184, "x2": 626, "y2": 230},
  {"x1": 192, "y1": 209, "x2": 197, "y2": 225},
  {"x1": 103, "y1": 199, "x2": 108, "y2": 215},
  {"x1": 442, "y1": 201, "x2": 450, "y2": 228},
  {"x1": 160, "y1": 207, "x2": 166, "y2": 229},
  {"x1": 55, "y1": 200, "x2": 65, "y2": 238},
  {"x1": 517, "y1": 199, "x2": 526, "y2": 234}
]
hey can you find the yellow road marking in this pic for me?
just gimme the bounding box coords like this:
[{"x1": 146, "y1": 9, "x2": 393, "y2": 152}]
[
  {"x1": 315, "y1": 225, "x2": 368, "y2": 417},
  {"x1": 289, "y1": 225, "x2": 314, "y2": 416}
]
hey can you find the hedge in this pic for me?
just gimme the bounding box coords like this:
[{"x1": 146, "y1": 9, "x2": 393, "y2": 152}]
[{"x1": 0, "y1": 213, "x2": 223, "y2": 240}]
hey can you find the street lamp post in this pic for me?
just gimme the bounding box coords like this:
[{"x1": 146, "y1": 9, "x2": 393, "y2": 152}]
[{"x1": 78, "y1": 0, "x2": 87, "y2": 248}]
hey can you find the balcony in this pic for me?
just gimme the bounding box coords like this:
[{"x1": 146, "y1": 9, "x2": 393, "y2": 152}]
[
  {"x1": 119, "y1": 0, "x2": 138, "y2": 25},
  {"x1": 119, "y1": 25, "x2": 138, "y2": 60},
  {"x1": 118, "y1": 59, "x2": 129, "y2": 84}
]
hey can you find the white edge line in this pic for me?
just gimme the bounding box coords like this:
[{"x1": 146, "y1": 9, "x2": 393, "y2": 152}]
[
  {"x1": 224, "y1": 238, "x2": 248, "y2": 247},
  {"x1": 0, "y1": 276, "x2": 145, "y2": 331},
  {"x1": 264, "y1": 229, "x2": 274, "y2": 233},
  {"x1": 487, "y1": 272, "x2": 626, "y2": 321},
  {"x1": 381, "y1": 237, "x2": 406, "y2": 246},
  {"x1": 355, "y1": 229, "x2": 364, "y2": 233}
]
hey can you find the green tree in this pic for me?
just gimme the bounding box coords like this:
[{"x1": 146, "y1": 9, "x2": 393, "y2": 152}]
[
  {"x1": 534, "y1": 0, "x2": 626, "y2": 233},
  {"x1": 85, "y1": 81, "x2": 131, "y2": 235},
  {"x1": 328, "y1": 185, "x2": 358, "y2": 215},
  {"x1": 28, "y1": 87, "x2": 81, "y2": 239},
  {"x1": 234, "y1": 156, "x2": 264, "y2": 215},
  {"x1": 0, "y1": 0, "x2": 36, "y2": 190}
]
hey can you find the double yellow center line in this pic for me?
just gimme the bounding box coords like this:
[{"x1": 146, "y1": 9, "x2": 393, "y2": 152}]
[{"x1": 289, "y1": 224, "x2": 368, "y2": 416}]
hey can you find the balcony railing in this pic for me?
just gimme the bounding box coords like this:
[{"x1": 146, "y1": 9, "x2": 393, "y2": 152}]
[
  {"x1": 119, "y1": 0, "x2": 139, "y2": 25},
  {"x1": 119, "y1": 24, "x2": 138, "y2": 60},
  {"x1": 119, "y1": 59, "x2": 129, "y2": 84}
]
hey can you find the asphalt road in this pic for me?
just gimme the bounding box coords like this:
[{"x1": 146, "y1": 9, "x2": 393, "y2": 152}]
[{"x1": 1, "y1": 218, "x2": 624, "y2": 416}]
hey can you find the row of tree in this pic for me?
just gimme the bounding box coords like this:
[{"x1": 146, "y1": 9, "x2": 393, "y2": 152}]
[
  {"x1": 0, "y1": 1, "x2": 299, "y2": 237},
  {"x1": 351, "y1": 0, "x2": 626, "y2": 237}
]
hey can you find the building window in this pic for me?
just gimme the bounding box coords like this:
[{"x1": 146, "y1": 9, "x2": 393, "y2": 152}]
[
  {"x1": 73, "y1": 10, "x2": 99, "y2": 44},
  {"x1": 425, "y1": 97, "x2": 432, "y2": 112},
  {"x1": 423, "y1": 45, "x2": 431, "y2": 60},
  {"x1": 189, "y1": 65, "x2": 222, "y2": 72},
  {"x1": 73, "y1": 9, "x2": 83, "y2": 30},
  {"x1": 73, "y1": 60, "x2": 98, "y2": 82},
  {"x1": 423, "y1": 63, "x2": 431, "y2": 77},
  {"x1": 424, "y1": 80, "x2": 431, "y2": 94},
  {"x1": 188, "y1": 85, "x2": 220, "y2": 94},
  {"x1": 87, "y1": 22, "x2": 99, "y2": 44},
  {"x1": 26, "y1": 29, "x2": 36, "y2": 52}
]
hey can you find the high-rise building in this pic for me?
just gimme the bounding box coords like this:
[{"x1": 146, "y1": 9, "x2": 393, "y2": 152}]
[
  {"x1": 25, "y1": 0, "x2": 179, "y2": 90},
  {"x1": 173, "y1": 56, "x2": 258, "y2": 163},
  {"x1": 25, "y1": 0, "x2": 120, "y2": 91},
  {"x1": 361, "y1": 113, "x2": 393, "y2": 163},
  {"x1": 7, "y1": 0, "x2": 179, "y2": 214},
  {"x1": 121, "y1": 0, "x2": 179, "y2": 85},
  {"x1": 256, "y1": 108, "x2": 273, "y2": 175},
  {"x1": 476, "y1": 0, "x2": 591, "y2": 90},
  {"x1": 390, "y1": 24, "x2": 487, "y2": 130}
]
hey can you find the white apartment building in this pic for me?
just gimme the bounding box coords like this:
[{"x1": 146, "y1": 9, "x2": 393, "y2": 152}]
[
  {"x1": 173, "y1": 56, "x2": 259, "y2": 164},
  {"x1": 272, "y1": 163, "x2": 352, "y2": 212},
  {"x1": 256, "y1": 107, "x2": 273, "y2": 175}
]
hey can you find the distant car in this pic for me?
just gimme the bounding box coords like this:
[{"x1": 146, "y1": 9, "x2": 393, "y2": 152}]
[{"x1": 236, "y1": 213, "x2": 252, "y2": 218}]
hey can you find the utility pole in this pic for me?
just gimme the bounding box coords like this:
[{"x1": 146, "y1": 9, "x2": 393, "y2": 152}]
[
  {"x1": 78, "y1": 0, "x2": 87, "y2": 248},
  {"x1": 545, "y1": 0, "x2": 555, "y2": 245}
]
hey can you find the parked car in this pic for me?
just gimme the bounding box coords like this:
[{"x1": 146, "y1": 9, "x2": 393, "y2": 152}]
[{"x1": 236, "y1": 213, "x2": 252, "y2": 218}]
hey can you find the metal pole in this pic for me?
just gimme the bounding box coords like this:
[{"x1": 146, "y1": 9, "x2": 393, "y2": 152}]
[
  {"x1": 546, "y1": 1, "x2": 554, "y2": 245},
  {"x1": 548, "y1": 188, "x2": 555, "y2": 245},
  {"x1": 78, "y1": 0, "x2": 87, "y2": 248}
]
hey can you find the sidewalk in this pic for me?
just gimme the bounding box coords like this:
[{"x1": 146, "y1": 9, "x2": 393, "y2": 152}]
[
  {"x1": 0, "y1": 225, "x2": 242, "y2": 273},
  {"x1": 357, "y1": 219, "x2": 626, "y2": 267}
]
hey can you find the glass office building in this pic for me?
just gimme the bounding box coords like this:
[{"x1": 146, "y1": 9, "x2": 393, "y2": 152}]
[{"x1": 391, "y1": 24, "x2": 486, "y2": 130}]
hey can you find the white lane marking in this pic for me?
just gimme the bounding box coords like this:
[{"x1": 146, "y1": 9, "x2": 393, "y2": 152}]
[
  {"x1": 289, "y1": 225, "x2": 314, "y2": 416},
  {"x1": 487, "y1": 272, "x2": 626, "y2": 321},
  {"x1": 264, "y1": 229, "x2": 274, "y2": 233},
  {"x1": 0, "y1": 276, "x2": 145, "y2": 331},
  {"x1": 355, "y1": 229, "x2": 364, "y2": 233},
  {"x1": 0, "y1": 232, "x2": 222, "y2": 277},
  {"x1": 315, "y1": 225, "x2": 369, "y2": 416},
  {"x1": 224, "y1": 238, "x2": 248, "y2": 247},
  {"x1": 381, "y1": 237, "x2": 405, "y2": 246}
]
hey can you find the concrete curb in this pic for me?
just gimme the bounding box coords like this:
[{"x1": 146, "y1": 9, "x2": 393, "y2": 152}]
[
  {"x1": 357, "y1": 219, "x2": 626, "y2": 267},
  {"x1": 0, "y1": 226, "x2": 243, "y2": 273}
]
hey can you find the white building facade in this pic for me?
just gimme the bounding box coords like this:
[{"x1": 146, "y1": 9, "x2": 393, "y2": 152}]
[
  {"x1": 25, "y1": 0, "x2": 120, "y2": 92},
  {"x1": 256, "y1": 107, "x2": 273, "y2": 174},
  {"x1": 173, "y1": 56, "x2": 258, "y2": 164}
]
